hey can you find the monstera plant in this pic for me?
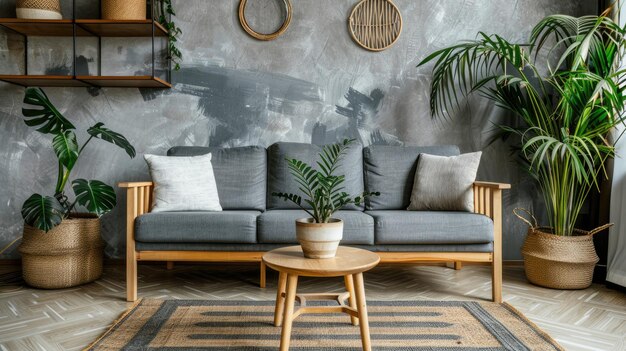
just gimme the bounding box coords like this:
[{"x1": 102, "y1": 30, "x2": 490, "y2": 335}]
[
  {"x1": 20, "y1": 88, "x2": 136, "y2": 231},
  {"x1": 17, "y1": 87, "x2": 136, "y2": 289}
]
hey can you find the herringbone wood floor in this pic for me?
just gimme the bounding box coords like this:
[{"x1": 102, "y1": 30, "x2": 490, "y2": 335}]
[{"x1": 0, "y1": 263, "x2": 625, "y2": 351}]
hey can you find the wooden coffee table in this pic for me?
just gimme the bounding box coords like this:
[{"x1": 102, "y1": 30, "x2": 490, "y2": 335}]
[{"x1": 263, "y1": 246, "x2": 380, "y2": 351}]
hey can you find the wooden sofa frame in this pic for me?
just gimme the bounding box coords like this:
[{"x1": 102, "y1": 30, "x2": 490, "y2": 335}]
[{"x1": 119, "y1": 181, "x2": 510, "y2": 303}]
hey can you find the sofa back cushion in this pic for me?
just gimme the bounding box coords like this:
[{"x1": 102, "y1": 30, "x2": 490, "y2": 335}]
[
  {"x1": 167, "y1": 146, "x2": 267, "y2": 211},
  {"x1": 267, "y1": 142, "x2": 365, "y2": 210},
  {"x1": 363, "y1": 145, "x2": 460, "y2": 210}
]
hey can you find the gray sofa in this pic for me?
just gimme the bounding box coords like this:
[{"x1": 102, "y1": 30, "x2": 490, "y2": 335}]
[{"x1": 120, "y1": 142, "x2": 509, "y2": 302}]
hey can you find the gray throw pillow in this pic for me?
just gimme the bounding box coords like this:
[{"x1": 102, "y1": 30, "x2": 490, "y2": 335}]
[
  {"x1": 407, "y1": 152, "x2": 482, "y2": 212},
  {"x1": 144, "y1": 153, "x2": 222, "y2": 212}
]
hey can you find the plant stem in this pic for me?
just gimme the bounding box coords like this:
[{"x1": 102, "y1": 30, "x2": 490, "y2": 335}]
[
  {"x1": 78, "y1": 136, "x2": 93, "y2": 155},
  {"x1": 66, "y1": 200, "x2": 78, "y2": 216},
  {"x1": 295, "y1": 204, "x2": 315, "y2": 221},
  {"x1": 57, "y1": 169, "x2": 72, "y2": 197},
  {"x1": 54, "y1": 161, "x2": 64, "y2": 194}
]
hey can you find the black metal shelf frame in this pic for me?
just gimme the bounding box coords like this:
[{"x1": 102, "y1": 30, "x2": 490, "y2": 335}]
[{"x1": 0, "y1": 0, "x2": 172, "y2": 87}]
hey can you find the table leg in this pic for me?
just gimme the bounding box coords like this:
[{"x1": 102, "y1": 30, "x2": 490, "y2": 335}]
[
  {"x1": 353, "y1": 272, "x2": 371, "y2": 351},
  {"x1": 344, "y1": 274, "x2": 359, "y2": 326},
  {"x1": 280, "y1": 274, "x2": 298, "y2": 351},
  {"x1": 274, "y1": 271, "x2": 287, "y2": 326},
  {"x1": 260, "y1": 261, "x2": 267, "y2": 288}
]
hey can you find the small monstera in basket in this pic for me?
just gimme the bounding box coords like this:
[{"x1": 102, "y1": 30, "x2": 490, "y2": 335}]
[{"x1": 18, "y1": 88, "x2": 136, "y2": 289}]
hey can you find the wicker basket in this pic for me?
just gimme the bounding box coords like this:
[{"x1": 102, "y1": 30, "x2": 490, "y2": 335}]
[
  {"x1": 16, "y1": 0, "x2": 62, "y2": 19},
  {"x1": 515, "y1": 208, "x2": 610, "y2": 290},
  {"x1": 101, "y1": 0, "x2": 146, "y2": 20},
  {"x1": 19, "y1": 215, "x2": 104, "y2": 289}
]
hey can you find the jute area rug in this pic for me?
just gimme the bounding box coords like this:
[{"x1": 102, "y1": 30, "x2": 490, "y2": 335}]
[{"x1": 86, "y1": 299, "x2": 563, "y2": 351}]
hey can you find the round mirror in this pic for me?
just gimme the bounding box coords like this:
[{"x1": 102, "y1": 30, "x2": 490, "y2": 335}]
[{"x1": 239, "y1": 0, "x2": 292, "y2": 41}]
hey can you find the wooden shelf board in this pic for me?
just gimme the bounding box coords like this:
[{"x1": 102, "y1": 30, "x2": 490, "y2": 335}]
[
  {"x1": 76, "y1": 76, "x2": 172, "y2": 88},
  {"x1": 0, "y1": 75, "x2": 171, "y2": 88},
  {"x1": 0, "y1": 18, "x2": 167, "y2": 37},
  {"x1": 75, "y1": 20, "x2": 168, "y2": 37},
  {"x1": 0, "y1": 19, "x2": 90, "y2": 36},
  {"x1": 0, "y1": 75, "x2": 90, "y2": 87}
]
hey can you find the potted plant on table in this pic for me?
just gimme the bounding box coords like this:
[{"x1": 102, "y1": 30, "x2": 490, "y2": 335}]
[
  {"x1": 273, "y1": 139, "x2": 379, "y2": 259},
  {"x1": 18, "y1": 87, "x2": 136, "y2": 289},
  {"x1": 417, "y1": 11, "x2": 625, "y2": 288}
]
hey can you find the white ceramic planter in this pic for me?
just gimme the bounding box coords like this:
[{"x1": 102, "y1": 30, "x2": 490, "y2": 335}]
[{"x1": 295, "y1": 218, "x2": 343, "y2": 259}]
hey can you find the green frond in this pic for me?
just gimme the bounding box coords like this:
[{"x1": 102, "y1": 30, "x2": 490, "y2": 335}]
[
  {"x1": 272, "y1": 139, "x2": 379, "y2": 223},
  {"x1": 418, "y1": 12, "x2": 626, "y2": 235}
]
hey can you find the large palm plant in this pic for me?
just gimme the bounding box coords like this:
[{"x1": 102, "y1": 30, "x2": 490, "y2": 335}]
[{"x1": 418, "y1": 11, "x2": 626, "y2": 236}]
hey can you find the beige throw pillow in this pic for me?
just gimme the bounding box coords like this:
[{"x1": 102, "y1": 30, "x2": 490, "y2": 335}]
[
  {"x1": 407, "y1": 152, "x2": 482, "y2": 212},
  {"x1": 144, "y1": 153, "x2": 222, "y2": 212}
]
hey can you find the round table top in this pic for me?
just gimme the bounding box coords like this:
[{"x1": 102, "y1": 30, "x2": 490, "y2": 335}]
[{"x1": 262, "y1": 246, "x2": 380, "y2": 277}]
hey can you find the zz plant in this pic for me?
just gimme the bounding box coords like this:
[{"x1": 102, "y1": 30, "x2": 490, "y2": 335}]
[
  {"x1": 273, "y1": 139, "x2": 379, "y2": 223},
  {"x1": 417, "y1": 11, "x2": 626, "y2": 236},
  {"x1": 20, "y1": 88, "x2": 136, "y2": 232}
]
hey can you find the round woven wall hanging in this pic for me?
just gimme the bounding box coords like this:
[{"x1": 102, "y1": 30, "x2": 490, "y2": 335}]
[
  {"x1": 349, "y1": 0, "x2": 402, "y2": 51},
  {"x1": 239, "y1": 0, "x2": 292, "y2": 41}
]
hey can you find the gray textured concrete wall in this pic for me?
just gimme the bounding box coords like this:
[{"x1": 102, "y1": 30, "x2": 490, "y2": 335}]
[{"x1": 0, "y1": 0, "x2": 595, "y2": 259}]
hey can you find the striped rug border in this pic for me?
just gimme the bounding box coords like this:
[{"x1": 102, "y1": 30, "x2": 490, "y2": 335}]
[{"x1": 84, "y1": 299, "x2": 564, "y2": 351}]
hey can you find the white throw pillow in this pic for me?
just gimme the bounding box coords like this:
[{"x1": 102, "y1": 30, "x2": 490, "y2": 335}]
[
  {"x1": 407, "y1": 152, "x2": 482, "y2": 212},
  {"x1": 144, "y1": 153, "x2": 222, "y2": 212}
]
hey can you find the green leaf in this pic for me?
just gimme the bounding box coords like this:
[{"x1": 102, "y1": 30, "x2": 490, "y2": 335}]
[
  {"x1": 21, "y1": 194, "x2": 64, "y2": 232},
  {"x1": 71, "y1": 179, "x2": 117, "y2": 216},
  {"x1": 87, "y1": 122, "x2": 136, "y2": 158},
  {"x1": 52, "y1": 130, "x2": 79, "y2": 169},
  {"x1": 22, "y1": 88, "x2": 75, "y2": 134}
]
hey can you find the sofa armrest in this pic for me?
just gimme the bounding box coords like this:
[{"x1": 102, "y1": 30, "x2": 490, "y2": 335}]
[
  {"x1": 118, "y1": 181, "x2": 153, "y2": 220},
  {"x1": 118, "y1": 181, "x2": 154, "y2": 188},
  {"x1": 118, "y1": 181, "x2": 153, "y2": 233},
  {"x1": 118, "y1": 182, "x2": 153, "y2": 250},
  {"x1": 118, "y1": 181, "x2": 153, "y2": 302},
  {"x1": 472, "y1": 180, "x2": 508, "y2": 222},
  {"x1": 473, "y1": 181, "x2": 511, "y2": 190},
  {"x1": 472, "y1": 180, "x2": 509, "y2": 303}
]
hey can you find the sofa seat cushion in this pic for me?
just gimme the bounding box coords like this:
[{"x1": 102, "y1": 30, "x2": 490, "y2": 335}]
[
  {"x1": 366, "y1": 210, "x2": 493, "y2": 245},
  {"x1": 258, "y1": 210, "x2": 374, "y2": 245},
  {"x1": 135, "y1": 211, "x2": 260, "y2": 244}
]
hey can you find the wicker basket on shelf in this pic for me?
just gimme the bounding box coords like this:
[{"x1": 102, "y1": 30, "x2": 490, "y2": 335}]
[
  {"x1": 19, "y1": 214, "x2": 104, "y2": 289},
  {"x1": 16, "y1": 0, "x2": 62, "y2": 19},
  {"x1": 101, "y1": 0, "x2": 146, "y2": 20},
  {"x1": 515, "y1": 208, "x2": 610, "y2": 290}
]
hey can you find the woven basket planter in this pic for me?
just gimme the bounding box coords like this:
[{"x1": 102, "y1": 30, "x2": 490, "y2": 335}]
[
  {"x1": 515, "y1": 209, "x2": 610, "y2": 290},
  {"x1": 19, "y1": 215, "x2": 104, "y2": 289},
  {"x1": 101, "y1": 0, "x2": 146, "y2": 20},
  {"x1": 16, "y1": 0, "x2": 62, "y2": 19}
]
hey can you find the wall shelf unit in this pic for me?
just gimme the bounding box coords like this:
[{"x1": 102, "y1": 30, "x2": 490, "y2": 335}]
[{"x1": 0, "y1": 2, "x2": 172, "y2": 88}]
